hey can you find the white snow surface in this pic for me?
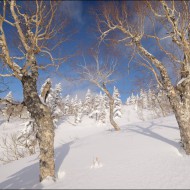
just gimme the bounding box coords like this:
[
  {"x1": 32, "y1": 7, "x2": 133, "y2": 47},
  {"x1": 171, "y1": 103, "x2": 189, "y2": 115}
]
[{"x1": 0, "y1": 105, "x2": 190, "y2": 189}]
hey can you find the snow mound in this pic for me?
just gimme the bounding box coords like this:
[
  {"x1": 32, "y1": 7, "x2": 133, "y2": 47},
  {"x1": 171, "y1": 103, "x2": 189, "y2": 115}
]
[
  {"x1": 41, "y1": 176, "x2": 55, "y2": 186},
  {"x1": 90, "y1": 157, "x2": 103, "y2": 169},
  {"x1": 56, "y1": 171, "x2": 66, "y2": 179}
]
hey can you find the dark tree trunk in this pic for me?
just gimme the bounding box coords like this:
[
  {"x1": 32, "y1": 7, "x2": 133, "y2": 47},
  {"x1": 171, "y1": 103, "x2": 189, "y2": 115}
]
[{"x1": 21, "y1": 75, "x2": 55, "y2": 181}]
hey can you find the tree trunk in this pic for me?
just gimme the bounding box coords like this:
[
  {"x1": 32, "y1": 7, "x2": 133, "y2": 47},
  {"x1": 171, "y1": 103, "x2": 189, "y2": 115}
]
[
  {"x1": 109, "y1": 99, "x2": 120, "y2": 131},
  {"x1": 174, "y1": 109, "x2": 190, "y2": 154},
  {"x1": 102, "y1": 83, "x2": 120, "y2": 131},
  {"x1": 136, "y1": 42, "x2": 190, "y2": 154},
  {"x1": 160, "y1": 81, "x2": 190, "y2": 155},
  {"x1": 21, "y1": 75, "x2": 55, "y2": 181},
  {"x1": 170, "y1": 80, "x2": 190, "y2": 155}
]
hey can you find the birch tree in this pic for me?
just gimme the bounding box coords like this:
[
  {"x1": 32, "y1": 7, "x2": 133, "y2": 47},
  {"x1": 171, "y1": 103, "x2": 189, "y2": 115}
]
[
  {"x1": 96, "y1": 1, "x2": 190, "y2": 154},
  {"x1": 78, "y1": 51, "x2": 120, "y2": 131},
  {"x1": 0, "y1": 0, "x2": 69, "y2": 181}
]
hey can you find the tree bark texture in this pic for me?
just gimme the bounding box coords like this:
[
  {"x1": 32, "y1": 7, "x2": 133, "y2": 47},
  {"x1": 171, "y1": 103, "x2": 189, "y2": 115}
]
[
  {"x1": 170, "y1": 80, "x2": 190, "y2": 154},
  {"x1": 135, "y1": 42, "x2": 190, "y2": 154},
  {"x1": 21, "y1": 75, "x2": 55, "y2": 181}
]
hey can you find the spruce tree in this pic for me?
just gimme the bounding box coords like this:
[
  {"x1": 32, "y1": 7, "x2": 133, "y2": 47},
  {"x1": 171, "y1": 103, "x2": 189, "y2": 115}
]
[
  {"x1": 64, "y1": 95, "x2": 70, "y2": 115},
  {"x1": 83, "y1": 89, "x2": 92, "y2": 115},
  {"x1": 113, "y1": 86, "x2": 122, "y2": 118}
]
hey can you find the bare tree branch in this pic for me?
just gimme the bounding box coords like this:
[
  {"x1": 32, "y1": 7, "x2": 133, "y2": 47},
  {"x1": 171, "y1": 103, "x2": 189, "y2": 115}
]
[
  {"x1": 77, "y1": 50, "x2": 120, "y2": 131},
  {"x1": 96, "y1": 0, "x2": 190, "y2": 154}
]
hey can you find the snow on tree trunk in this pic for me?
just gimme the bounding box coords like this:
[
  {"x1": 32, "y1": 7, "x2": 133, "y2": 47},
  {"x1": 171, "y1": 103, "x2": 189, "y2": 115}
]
[
  {"x1": 21, "y1": 75, "x2": 55, "y2": 181},
  {"x1": 40, "y1": 78, "x2": 52, "y2": 103}
]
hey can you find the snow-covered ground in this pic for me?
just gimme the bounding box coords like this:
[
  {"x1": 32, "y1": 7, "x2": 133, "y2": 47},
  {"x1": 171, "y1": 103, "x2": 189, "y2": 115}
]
[{"x1": 0, "y1": 105, "x2": 190, "y2": 189}]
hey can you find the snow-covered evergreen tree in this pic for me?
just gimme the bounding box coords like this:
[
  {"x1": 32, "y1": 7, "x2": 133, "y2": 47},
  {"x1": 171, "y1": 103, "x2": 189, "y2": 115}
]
[
  {"x1": 89, "y1": 94, "x2": 100, "y2": 121},
  {"x1": 69, "y1": 98, "x2": 74, "y2": 115},
  {"x1": 89, "y1": 92, "x2": 106, "y2": 123},
  {"x1": 113, "y1": 86, "x2": 122, "y2": 118},
  {"x1": 55, "y1": 83, "x2": 62, "y2": 98},
  {"x1": 73, "y1": 95, "x2": 78, "y2": 115},
  {"x1": 140, "y1": 89, "x2": 148, "y2": 109},
  {"x1": 99, "y1": 92, "x2": 106, "y2": 123},
  {"x1": 64, "y1": 95, "x2": 70, "y2": 115},
  {"x1": 130, "y1": 93, "x2": 136, "y2": 105},
  {"x1": 46, "y1": 83, "x2": 63, "y2": 117},
  {"x1": 147, "y1": 89, "x2": 154, "y2": 109},
  {"x1": 103, "y1": 93, "x2": 109, "y2": 109},
  {"x1": 135, "y1": 86, "x2": 173, "y2": 119},
  {"x1": 134, "y1": 94, "x2": 139, "y2": 111},
  {"x1": 75, "y1": 99, "x2": 83, "y2": 124},
  {"x1": 83, "y1": 89, "x2": 92, "y2": 115},
  {"x1": 154, "y1": 85, "x2": 172, "y2": 117},
  {"x1": 125, "y1": 97, "x2": 131, "y2": 105}
]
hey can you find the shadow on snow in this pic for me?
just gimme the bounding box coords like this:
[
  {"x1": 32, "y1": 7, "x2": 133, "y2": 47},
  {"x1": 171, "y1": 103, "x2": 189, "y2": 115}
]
[
  {"x1": 122, "y1": 121, "x2": 180, "y2": 149},
  {"x1": 0, "y1": 141, "x2": 72, "y2": 189}
]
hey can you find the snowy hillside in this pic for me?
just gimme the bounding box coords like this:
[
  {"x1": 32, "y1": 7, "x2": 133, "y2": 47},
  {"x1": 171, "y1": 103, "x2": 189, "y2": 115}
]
[{"x1": 0, "y1": 106, "x2": 190, "y2": 189}]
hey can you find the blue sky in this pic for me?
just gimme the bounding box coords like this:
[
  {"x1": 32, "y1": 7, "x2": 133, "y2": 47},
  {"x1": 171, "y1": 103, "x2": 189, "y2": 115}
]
[{"x1": 0, "y1": 1, "x2": 154, "y2": 103}]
